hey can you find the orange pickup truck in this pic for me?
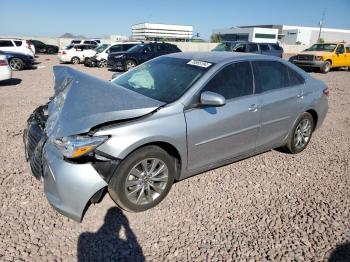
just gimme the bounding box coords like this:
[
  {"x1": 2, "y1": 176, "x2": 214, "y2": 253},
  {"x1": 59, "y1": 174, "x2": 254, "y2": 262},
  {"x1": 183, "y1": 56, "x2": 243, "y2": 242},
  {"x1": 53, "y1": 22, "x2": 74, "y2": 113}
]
[{"x1": 289, "y1": 43, "x2": 350, "y2": 73}]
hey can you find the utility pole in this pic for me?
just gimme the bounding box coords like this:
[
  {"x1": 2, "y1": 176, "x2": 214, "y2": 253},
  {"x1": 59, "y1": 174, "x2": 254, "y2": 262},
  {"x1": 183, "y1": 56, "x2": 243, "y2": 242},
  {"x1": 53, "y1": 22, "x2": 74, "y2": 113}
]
[{"x1": 318, "y1": 9, "x2": 326, "y2": 43}]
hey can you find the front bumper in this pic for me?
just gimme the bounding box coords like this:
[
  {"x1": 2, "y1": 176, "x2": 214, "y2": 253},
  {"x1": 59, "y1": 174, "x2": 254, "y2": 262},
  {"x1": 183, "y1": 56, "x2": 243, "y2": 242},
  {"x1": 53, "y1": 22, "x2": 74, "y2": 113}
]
[
  {"x1": 290, "y1": 60, "x2": 325, "y2": 68},
  {"x1": 23, "y1": 106, "x2": 114, "y2": 222}
]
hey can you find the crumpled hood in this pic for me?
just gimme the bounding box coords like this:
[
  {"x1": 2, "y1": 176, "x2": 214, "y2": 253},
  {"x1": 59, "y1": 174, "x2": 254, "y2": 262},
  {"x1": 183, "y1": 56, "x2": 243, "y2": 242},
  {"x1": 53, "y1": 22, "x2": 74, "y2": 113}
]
[{"x1": 46, "y1": 66, "x2": 164, "y2": 138}]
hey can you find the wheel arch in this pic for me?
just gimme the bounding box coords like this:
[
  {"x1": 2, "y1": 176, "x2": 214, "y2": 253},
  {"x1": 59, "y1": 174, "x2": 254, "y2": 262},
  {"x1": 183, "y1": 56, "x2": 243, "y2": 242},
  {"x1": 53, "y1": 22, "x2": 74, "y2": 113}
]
[
  {"x1": 305, "y1": 109, "x2": 318, "y2": 130},
  {"x1": 119, "y1": 140, "x2": 183, "y2": 180}
]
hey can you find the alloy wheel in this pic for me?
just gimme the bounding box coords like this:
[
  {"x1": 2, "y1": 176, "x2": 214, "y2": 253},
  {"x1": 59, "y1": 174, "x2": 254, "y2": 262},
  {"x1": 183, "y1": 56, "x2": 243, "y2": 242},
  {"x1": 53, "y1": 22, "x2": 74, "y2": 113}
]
[
  {"x1": 9, "y1": 58, "x2": 23, "y2": 70},
  {"x1": 125, "y1": 158, "x2": 169, "y2": 205},
  {"x1": 294, "y1": 119, "x2": 312, "y2": 149}
]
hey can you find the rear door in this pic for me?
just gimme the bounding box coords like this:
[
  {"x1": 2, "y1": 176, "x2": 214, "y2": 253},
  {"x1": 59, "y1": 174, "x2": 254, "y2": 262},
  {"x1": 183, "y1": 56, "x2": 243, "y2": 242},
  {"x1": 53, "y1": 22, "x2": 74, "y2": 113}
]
[
  {"x1": 252, "y1": 60, "x2": 307, "y2": 150},
  {"x1": 185, "y1": 61, "x2": 260, "y2": 171}
]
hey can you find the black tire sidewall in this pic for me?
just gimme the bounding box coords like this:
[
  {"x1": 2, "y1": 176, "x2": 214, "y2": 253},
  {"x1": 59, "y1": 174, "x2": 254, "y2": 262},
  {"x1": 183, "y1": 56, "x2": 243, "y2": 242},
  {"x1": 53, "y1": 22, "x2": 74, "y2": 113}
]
[
  {"x1": 287, "y1": 112, "x2": 314, "y2": 154},
  {"x1": 125, "y1": 60, "x2": 136, "y2": 71},
  {"x1": 108, "y1": 146, "x2": 175, "y2": 212},
  {"x1": 321, "y1": 61, "x2": 331, "y2": 74}
]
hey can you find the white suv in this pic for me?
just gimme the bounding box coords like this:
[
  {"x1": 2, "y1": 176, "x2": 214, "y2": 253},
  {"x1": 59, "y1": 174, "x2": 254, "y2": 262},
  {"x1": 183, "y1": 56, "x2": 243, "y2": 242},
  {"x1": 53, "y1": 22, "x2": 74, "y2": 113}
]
[
  {"x1": 70, "y1": 39, "x2": 100, "y2": 46},
  {"x1": 58, "y1": 44, "x2": 96, "y2": 64},
  {"x1": 0, "y1": 39, "x2": 35, "y2": 57}
]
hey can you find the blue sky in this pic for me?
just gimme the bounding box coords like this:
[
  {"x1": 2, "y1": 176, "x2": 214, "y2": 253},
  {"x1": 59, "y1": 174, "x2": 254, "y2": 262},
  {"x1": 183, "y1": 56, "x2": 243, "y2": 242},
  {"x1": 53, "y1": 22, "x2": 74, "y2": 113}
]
[{"x1": 1, "y1": 0, "x2": 349, "y2": 40}]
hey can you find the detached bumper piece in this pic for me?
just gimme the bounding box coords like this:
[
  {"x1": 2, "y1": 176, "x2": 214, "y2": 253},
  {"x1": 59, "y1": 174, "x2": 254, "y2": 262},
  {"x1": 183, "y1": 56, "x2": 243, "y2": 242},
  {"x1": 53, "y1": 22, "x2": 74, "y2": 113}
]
[{"x1": 23, "y1": 105, "x2": 48, "y2": 179}]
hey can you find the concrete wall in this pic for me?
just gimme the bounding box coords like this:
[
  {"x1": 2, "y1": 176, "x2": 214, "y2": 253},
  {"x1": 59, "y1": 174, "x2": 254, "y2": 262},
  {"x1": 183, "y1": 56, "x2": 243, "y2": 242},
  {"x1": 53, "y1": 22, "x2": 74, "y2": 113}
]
[{"x1": 1, "y1": 35, "x2": 305, "y2": 54}]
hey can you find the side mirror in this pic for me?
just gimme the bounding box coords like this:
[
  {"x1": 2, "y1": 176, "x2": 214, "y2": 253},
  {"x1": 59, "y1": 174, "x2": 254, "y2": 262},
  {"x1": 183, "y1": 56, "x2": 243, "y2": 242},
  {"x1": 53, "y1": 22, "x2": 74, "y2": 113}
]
[{"x1": 200, "y1": 91, "x2": 226, "y2": 107}]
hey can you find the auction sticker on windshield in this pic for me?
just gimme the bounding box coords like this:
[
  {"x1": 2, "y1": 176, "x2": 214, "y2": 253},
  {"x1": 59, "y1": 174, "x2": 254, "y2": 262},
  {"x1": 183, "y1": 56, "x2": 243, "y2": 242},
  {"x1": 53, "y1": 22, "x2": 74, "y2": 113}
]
[{"x1": 187, "y1": 60, "x2": 212, "y2": 68}]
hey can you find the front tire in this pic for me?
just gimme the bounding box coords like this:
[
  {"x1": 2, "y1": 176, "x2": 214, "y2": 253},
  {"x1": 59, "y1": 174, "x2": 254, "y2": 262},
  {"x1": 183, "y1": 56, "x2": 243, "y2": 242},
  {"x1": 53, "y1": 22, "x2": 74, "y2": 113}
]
[
  {"x1": 97, "y1": 59, "x2": 107, "y2": 68},
  {"x1": 71, "y1": 56, "x2": 80, "y2": 64},
  {"x1": 283, "y1": 112, "x2": 314, "y2": 154},
  {"x1": 9, "y1": 58, "x2": 24, "y2": 71},
  {"x1": 108, "y1": 146, "x2": 175, "y2": 212},
  {"x1": 125, "y1": 60, "x2": 136, "y2": 71},
  {"x1": 320, "y1": 61, "x2": 331, "y2": 74}
]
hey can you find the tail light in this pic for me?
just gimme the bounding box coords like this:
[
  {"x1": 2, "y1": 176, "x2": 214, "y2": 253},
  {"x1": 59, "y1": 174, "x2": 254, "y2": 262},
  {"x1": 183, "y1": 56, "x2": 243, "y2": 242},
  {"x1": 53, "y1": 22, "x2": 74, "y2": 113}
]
[
  {"x1": 323, "y1": 87, "x2": 329, "y2": 96},
  {"x1": 0, "y1": 59, "x2": 8, "y2": 66}
]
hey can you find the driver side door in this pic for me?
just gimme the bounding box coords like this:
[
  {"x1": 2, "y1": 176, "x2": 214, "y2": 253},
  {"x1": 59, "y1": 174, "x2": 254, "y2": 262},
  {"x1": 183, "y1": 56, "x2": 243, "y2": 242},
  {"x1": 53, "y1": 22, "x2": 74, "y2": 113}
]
[
  {"x1": 332, "y1": 44, "x2": 346, "y2": 67},
  {"x1": 185, "y1": 61, "x2": 260, "y2": 172}
]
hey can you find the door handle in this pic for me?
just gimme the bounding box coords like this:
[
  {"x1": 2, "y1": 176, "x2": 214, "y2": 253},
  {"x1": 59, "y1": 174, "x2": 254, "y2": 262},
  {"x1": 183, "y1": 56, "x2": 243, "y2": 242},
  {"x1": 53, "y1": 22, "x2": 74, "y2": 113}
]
[
  {"x1": 248, "y1": 104, "x2": 258, "y2": 112},
  {"x1": 297, "y1": 92, "x2": 304, "y2": 99}
]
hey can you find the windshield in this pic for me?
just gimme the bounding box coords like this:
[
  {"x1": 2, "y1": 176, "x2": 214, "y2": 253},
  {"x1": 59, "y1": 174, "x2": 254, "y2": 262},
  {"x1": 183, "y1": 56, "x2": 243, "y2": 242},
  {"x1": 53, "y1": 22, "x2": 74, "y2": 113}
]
[
  {"x1": 94, "y1": 44, "x2": 110, "y2": 53},
  {"x1": 126, "y1": 44, "x2": 145, "y2": 53},
  {"x1": 305, "y1": 44, "x2": 337, "y2": 52},
  {"x1": 112, "y1": 56, "x2": 212, "y2": 103},
  {"x1": 212, "y1": 43, "x2": 232, "y2": 51}
]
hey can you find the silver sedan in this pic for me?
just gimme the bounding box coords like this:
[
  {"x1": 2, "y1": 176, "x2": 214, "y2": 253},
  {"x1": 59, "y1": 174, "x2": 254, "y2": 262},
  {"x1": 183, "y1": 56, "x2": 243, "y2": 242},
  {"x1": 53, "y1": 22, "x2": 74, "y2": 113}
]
[{"x1": 24, "y1": 52, "x2": 328, "y2": 221}]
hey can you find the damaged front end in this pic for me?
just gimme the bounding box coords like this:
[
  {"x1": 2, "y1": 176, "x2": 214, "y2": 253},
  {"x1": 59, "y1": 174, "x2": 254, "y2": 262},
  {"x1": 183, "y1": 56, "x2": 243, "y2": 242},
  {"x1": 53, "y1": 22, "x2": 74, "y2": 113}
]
[{"x1": 23, "y1": 66, "x2": 164, "y2": 221}]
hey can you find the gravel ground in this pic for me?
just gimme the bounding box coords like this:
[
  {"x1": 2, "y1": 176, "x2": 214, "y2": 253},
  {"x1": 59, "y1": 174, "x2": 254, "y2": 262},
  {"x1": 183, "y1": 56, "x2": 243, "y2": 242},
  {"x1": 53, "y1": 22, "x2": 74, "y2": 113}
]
[{"x1": 0, "y1": 55, "x2": 349, "y2": 261}]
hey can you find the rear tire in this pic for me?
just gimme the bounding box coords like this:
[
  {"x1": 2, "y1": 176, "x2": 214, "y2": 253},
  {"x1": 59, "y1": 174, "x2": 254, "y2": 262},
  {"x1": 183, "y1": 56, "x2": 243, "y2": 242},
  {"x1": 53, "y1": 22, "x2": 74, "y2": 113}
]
[
  {"x1": 71, "y1": 56, "x2": 80, "y2": 64},
  {"x1": 320, "y1": 61, "x2": 331, "y2": 74},
  {"x1": 283, "y1": 112, "x2": 314, "y2": 154},
  {"x1": 9, "y1": 58, "x2": 24, "y2": 71},
  {"x1": 47, "y1": 47, "x2": 55, "y2": 54},
  {"x1": 108, "y1": 146, "x2": 175, "y2": 212}
]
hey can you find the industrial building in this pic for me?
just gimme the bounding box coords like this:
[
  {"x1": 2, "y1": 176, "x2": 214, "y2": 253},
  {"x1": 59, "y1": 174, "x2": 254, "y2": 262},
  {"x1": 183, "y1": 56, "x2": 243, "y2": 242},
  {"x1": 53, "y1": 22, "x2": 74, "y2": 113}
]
[
  {"x1": 213, "y1": 25, "x2": 350, "y2": 45},
  {"x1": 212, "y1": 27, "x2": 278, "y2": 43},
  {"x1": 132, "y1": 23, "x2": 193, "y2": 41}
]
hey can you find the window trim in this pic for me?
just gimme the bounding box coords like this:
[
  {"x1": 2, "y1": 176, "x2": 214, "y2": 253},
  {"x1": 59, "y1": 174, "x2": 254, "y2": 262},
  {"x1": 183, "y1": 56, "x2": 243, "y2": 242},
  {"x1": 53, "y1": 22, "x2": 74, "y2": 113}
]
[{"x1": 197, "y1": 60, "x2": 256, "y2": 102}]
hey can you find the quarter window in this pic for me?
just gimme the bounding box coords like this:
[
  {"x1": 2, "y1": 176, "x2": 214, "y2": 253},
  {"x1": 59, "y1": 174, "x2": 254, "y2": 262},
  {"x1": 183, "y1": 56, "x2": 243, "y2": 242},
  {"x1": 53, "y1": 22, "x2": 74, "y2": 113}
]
[
  {"x1": 202, "y1": 62, "x2": 253, "y2": 99},
  {"x1": 252, "y1": 61, "x2": 289, "y2": 93}
]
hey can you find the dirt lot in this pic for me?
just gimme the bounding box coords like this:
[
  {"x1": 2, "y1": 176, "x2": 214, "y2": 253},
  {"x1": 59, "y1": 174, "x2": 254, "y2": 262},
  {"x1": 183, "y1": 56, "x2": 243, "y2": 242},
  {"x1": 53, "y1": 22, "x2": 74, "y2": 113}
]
[{"x1": 0, "y1": 55, "x2": 349, "y2": 261}]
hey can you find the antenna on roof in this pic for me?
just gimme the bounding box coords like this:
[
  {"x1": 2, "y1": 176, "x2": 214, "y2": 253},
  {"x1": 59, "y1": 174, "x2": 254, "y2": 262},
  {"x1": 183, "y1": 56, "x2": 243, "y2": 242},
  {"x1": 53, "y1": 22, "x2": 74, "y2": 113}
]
[{"x1": 317, "y1": 8, "x2": 326, "y2": 43}]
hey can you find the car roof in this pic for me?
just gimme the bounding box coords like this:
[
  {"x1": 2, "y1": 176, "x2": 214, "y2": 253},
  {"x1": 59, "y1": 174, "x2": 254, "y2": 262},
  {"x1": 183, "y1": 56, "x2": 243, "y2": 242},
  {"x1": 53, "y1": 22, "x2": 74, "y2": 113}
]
[{"x1": 165, "y1": 51, "x2": 266, "y2": 64}]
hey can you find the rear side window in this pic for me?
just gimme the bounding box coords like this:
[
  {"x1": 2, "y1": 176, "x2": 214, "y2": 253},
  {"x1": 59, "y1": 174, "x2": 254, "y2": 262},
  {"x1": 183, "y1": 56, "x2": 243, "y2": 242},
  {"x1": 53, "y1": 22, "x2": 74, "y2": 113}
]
[
  {"x1": 259, "y1": 44, "x2": 270, "y2": 51},
  {"x1": 288, "y1": 67, "x2": 305, "y2": 86},
  {"x1": 252, "y1": 61, "x2": 289, "y2": 93},
  {"x1": 0, "y1": 40, "x2": 14, "y2": 47},
  {"x1": 269, "y1": 44, "x2": 282, "y2": 50},
  {"x1": 248, "y1": 43, "x2": 258, "y2": 52},
  {"x1": 14, "y1": 41, "x2": 22, "y2": 46},
  {"x1": 203, "y1": 62, "x2": 253, "y2": 99}
]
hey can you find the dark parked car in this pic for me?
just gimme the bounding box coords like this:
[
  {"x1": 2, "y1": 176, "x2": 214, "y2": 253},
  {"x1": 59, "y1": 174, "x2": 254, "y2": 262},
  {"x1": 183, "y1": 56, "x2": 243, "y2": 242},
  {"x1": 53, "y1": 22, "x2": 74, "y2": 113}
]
[
  {"x1": 0, "y1": 50, "x2": 34, "y2": 70},
  {"x1": 213, "y1": 41, "x2": 283, "y2": 58},
  {"x1": 30, "y1": 40, "x2": 59, "y2": 54},
  {"x1": 108, "y1": 42, "x2": 181, "y2": 71}
]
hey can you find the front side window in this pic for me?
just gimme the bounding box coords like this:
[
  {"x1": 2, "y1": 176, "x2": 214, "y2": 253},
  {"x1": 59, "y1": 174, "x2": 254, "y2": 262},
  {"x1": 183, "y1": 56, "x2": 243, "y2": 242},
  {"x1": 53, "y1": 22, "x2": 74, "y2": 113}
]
[
  {"x1": 252, "y1": 61, "x2": 289, "y2": 93},
  {"x1": 109, "y1": 45, "x2": 123, "y2": 53},
  {"x1": 336, "y1": 44, "x2": 345, "y2": 54},
  {"x1": 157, "y1": 44, "x2": 166, "y2": 52},
  {"x1": 212, "y1": 43, "x2": 232, "y2": 51},
  {"x1": 233, "y1": 44, "x2": 246, "y2": 52},
  {"x1": 113, "y1": 57, "x2": 211, "y2": 103},
  {"x1": 202, "y1": 62, "x2": 253, "y2": 100},
  {"x1": 248, "y1": 44, "x2": 258, "y2": 52}
]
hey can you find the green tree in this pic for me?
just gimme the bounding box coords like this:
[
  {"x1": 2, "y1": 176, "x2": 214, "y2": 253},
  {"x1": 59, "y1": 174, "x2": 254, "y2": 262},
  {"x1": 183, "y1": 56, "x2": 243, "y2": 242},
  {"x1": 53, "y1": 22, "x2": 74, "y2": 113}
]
[{"x1": 210, "y1": 34, "x2": 221, "y2": 43}]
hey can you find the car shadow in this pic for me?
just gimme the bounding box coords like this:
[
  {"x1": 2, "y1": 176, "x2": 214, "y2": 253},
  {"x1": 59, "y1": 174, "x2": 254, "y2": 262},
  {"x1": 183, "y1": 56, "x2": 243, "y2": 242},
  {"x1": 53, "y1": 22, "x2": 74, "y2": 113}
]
[
  {"x1": 77, "y1": 207, "x2": 145, "y2": 262},
  {"x1": 328, "y1": 242, "x2": 350, "y2": 262},
  {"x1": 0, "y1": 78, "x2": 22, "y2": 86}
]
